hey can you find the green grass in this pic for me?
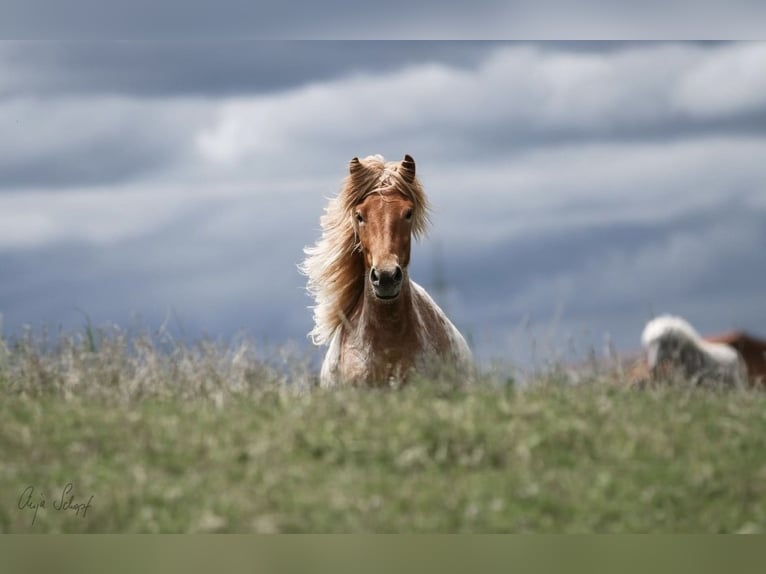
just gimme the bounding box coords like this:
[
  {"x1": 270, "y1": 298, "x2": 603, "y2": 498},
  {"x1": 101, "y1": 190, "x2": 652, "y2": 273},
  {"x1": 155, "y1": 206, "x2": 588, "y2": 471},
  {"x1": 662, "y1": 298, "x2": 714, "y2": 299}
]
[{"x1": 1, "y1": 328, "x2": 766, "y2": 532}]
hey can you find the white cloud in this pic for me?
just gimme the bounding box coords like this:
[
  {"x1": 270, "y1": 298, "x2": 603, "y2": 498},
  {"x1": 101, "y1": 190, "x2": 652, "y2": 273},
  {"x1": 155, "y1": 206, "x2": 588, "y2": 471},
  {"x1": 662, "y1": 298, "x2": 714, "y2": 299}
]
[
  {"x1": 194, "y1": 43, "x2": 766, "y2": 169},
  {"x1": 673, "y1": 42, "x2": 766, "y2": 118},
  {"x1": 5, "y1": 134, "x2": 765, "y2": 253},
  {"x1": 424, "y1": 136, "x2": 766, "y2": 249},
  {"x1": 0, "y1": 96, "x2": 209, "y2": 166},
  {"x1": 509, "y1": 219, "x2": 763, "y2": 314},
  {"x1": 0, "y1": 187, "x2": 205, "y2": 250}
]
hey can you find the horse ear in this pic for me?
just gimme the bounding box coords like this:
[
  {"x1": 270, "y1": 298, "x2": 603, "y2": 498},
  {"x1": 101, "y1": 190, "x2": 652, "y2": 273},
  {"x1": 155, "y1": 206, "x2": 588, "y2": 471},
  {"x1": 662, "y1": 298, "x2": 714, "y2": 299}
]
[
  {"x1": 349, "y1": 157, "x2": 362, "y2": 175},
  {"x1": 400, "y1": 154, "x2": 416, "y2": 183}
]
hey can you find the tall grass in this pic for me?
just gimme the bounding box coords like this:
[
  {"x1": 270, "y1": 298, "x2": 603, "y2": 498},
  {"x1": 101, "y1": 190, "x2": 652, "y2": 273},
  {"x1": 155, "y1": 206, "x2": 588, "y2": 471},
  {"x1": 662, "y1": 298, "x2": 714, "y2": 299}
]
[
  {"x1": 1, "y1": 324, "x2": 765, "y2": 532},
  {"x1": 0, "y1": 324, "x2": 315, "y2": 403}
]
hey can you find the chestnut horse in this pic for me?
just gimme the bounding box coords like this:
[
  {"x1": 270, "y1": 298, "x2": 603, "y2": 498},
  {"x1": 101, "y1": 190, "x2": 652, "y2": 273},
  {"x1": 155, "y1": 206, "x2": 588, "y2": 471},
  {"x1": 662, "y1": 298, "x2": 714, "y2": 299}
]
[{"x1": 300, "y1": 154, "x2": 473, "y2": 387}]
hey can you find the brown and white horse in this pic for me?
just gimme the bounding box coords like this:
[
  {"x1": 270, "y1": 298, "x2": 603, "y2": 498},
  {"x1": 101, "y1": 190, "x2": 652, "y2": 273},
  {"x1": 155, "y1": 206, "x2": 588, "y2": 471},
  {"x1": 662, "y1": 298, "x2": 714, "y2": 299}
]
[
  {"x1": 641, "y1": 314, "x2": 747, "y2": 387},
  {"x1": 300, "y1": 154, "x2": 473, "y2": 387}
]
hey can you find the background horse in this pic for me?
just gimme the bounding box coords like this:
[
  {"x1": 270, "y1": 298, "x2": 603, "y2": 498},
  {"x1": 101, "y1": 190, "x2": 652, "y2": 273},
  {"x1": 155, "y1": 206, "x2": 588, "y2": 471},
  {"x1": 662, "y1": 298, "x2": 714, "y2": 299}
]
[
  {"x1": 300, "y1": 154, "x2": 473, "y2": 387},
  {"x1": 641, "y1": 314, "x2": 747, "y2": 387}
]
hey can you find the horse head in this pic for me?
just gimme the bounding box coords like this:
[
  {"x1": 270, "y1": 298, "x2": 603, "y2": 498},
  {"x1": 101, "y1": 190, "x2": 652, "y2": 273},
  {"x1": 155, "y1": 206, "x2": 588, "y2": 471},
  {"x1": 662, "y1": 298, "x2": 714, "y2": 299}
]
[{"x1": 350, "y1": 154, "x2": 418, "y2": 302}]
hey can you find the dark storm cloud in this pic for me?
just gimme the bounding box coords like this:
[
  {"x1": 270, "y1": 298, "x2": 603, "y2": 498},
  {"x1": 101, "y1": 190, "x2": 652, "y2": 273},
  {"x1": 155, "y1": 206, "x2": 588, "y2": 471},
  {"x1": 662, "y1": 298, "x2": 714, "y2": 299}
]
[
  {"x1": 0, "y1": 41, "x2": 652, "y2": 99},
  {"x1": 0, "y1": 241, "x2": 312, "y2": 347},
  {"x1": 413, "y1": 202, "x2": 766, "y2": 361},
  {"x1": 471, "y1": 108, "x2": 766, "y2": 156},
  {"x1": 0, "y1": 41, "x2": 502, "y2": 98},
  {"x1": 0, "y1": 97, "x2": 209, "y2": 191},
  {"x1": 2, "y1": 1, "x2": 764, "y2": 39},
  {"x1": 0, "y1": 197, "x2": 317, "y2": 345},
  {"x1": 432, "y1": 202, "x2": 766, "y2": 320},
  {"x1": 0, "y1": 134, "x2": 177, "y2": 190}
]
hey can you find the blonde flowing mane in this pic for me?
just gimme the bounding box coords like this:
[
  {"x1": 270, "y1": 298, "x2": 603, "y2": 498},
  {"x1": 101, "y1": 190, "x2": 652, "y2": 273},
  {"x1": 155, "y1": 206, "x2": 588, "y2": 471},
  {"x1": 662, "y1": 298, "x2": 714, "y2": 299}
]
[{"x1": 300, "y1": 154, "x2": 430, "y2": 345}]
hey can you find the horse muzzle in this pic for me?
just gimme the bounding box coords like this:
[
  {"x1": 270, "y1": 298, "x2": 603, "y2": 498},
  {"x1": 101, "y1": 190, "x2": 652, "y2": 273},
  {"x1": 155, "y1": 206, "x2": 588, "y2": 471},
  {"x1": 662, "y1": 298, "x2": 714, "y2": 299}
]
[{"x1": 370, "y1": 265, "x2": 403, "y2": 300}]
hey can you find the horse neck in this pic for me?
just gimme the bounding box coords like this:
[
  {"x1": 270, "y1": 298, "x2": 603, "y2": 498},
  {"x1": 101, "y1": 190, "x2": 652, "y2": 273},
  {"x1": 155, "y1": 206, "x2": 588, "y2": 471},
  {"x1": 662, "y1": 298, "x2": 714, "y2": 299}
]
[{"x1": 354, "y1": 273, "x2": 415, "y2": 340}]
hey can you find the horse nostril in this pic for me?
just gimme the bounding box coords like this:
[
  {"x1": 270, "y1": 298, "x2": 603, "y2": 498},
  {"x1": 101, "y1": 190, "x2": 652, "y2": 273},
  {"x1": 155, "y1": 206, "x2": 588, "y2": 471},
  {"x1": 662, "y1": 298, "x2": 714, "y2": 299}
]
[{"x1": 371, "y1": 265, "x2": 402, "y2": 289}]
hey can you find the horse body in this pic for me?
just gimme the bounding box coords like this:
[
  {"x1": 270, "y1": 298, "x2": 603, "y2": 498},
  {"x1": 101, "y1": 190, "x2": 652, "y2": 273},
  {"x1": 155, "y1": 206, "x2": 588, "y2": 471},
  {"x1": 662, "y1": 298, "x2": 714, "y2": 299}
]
[
  {"x1": 301, "y1": 154, "x2": 473, "y2": 387},
  {"x1": 641, "y1": 314, "x2": 747, "y2": 387},
  {"x1": 321, "y1": 279, "x2": 472, "y2": 387}
]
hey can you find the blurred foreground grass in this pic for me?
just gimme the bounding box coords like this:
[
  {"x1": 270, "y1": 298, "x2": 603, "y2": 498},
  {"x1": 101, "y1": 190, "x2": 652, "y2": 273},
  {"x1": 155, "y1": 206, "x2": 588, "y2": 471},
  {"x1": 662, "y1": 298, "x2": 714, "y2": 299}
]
[{"x1": 1, "y1": 326, "x2": 765, "y2": 532}]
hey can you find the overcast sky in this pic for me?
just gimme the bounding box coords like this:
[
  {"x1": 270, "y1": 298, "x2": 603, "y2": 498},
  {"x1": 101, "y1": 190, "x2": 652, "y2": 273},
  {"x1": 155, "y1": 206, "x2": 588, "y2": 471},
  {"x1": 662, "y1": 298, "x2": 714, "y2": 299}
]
[
  {"x1": 1, "y1": 41, "x2": 765, "y2": 367},
  {"x1": 4, "y1": 1, "x2": 765, "y2": 39}
]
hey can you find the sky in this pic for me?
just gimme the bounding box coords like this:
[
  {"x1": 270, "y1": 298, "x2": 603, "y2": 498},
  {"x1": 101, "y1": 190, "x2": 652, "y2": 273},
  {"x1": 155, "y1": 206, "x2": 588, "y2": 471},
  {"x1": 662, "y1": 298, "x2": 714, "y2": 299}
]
[
  {"x1": 1, "y1": 40, "x2": 765, "y2": 367},
  {"x1": 4, "y1": 1, "x2": 765, "y2": 39}
]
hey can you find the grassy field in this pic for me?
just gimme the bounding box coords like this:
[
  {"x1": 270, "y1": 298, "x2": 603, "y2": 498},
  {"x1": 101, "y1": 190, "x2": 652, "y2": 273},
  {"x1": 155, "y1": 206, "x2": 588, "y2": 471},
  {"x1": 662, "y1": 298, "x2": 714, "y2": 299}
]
[{"x1": 1, "y1": 327, "x2": 765, "y2": 533}]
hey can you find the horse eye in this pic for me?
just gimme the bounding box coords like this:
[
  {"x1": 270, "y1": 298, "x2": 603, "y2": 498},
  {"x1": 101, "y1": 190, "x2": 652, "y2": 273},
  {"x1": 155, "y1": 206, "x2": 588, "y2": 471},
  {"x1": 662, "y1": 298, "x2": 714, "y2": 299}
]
[
  {"x1": 404, "y1": 209, "x2": 413, "y2": 221},
  {"x1": 355, "y1": 212, "x2": 364, "y2": 224}
]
